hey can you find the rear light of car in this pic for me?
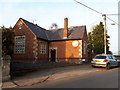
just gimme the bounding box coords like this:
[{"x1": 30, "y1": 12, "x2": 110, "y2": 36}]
[{"x1": 103, "y1": 59, "x2": 108, "y2": 62}]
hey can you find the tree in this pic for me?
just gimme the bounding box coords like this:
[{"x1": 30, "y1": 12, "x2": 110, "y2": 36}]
[
  {"x1": 87, "y1": 22, "x2": 112, "y2": 58},
  {"x1": 1, "y1": 26, "x2": 14, "y2": 56},
  {"x1": 49, "y1": 23, "x2": 58, "y2": 29}
]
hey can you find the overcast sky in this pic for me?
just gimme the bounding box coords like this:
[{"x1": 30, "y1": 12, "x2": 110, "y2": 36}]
[{"x1": 0, "y1": 0, "x2": 119, "y2": 55}]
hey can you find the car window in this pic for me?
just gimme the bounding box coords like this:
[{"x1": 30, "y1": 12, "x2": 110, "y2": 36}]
[
  {"x1": 109, "y1": 55, "x2": 113, "y2": 59},
  {"x1": 107, "y1": 55, "x2": 111, "y2": 59},
  {"x1": 112, "y1": 56, "x2": 117, "y2": 60},
  {"x1": 94, "y1": 56, "x2": 106, "y2": 59}
]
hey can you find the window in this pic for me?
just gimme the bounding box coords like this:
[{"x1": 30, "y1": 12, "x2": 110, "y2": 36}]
[
  {"x1": 108, "y1": 55, "x2": 113, "y2": 59},
  {"x1": 94, "y1": 56, "x2": 106, "y2": 59},
  {"x1": 19, "y1": 23, "x2": 23, "y2": 29},
  {"x1": 14, "y1": 35, "x2": 25, "y2": 54},
  {"x1": 40, "y1": 44, "x2": 46, "y2": 54}
]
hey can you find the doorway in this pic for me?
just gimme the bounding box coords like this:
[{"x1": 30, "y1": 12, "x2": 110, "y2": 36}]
[
  {"x1": 50, "y1": 49, "x2": 56, "y2": 62},
  {"x1": 49, "y1": 47, "x2": 57, "y2": 62}
]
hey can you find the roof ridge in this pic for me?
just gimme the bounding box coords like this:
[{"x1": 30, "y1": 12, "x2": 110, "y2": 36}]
[
  {"x1": 48, "y1": 25, "x2": 86, "y2": 31},
  {"x1": 48, "y1": 28, "x2": 63, "y2": 31},
  {"x1": 69, "y1": 25, "x2": 86, "y2": 28},
  {"x1": 20, "y1": 18, "x2": 48, "y2": 40},
  {"x1": 20, "y1": 18, "x2": 33, "y2": 25},
  {"x1": 18, "y1": 18, "x2": 86, "y2": 41},
  {"x1": 20, "y1": 18, "x2": 47, "y2": 31}
]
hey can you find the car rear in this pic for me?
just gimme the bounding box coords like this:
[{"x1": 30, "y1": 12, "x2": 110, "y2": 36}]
[{"x1": 91, "y1": 55, "x2": 108, "y2": 67}]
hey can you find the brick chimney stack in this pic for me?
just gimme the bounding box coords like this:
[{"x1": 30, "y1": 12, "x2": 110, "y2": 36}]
[{"x1": 63, "y1": 18, "x2": 68, "y2": 39}]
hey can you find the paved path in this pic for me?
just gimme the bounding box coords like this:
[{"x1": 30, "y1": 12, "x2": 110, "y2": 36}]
[
  {"x1": 2, "y1": 63, "x2": 87, "y2": 88},
  {"x1": 2, "y1": 63, "x2": 119, "y2": 88},
  {"x1": 26, "y1": 67, "x2": 118, "y2": 88}
]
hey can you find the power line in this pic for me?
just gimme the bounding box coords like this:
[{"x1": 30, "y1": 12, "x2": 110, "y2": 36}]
[
  {"x1": 74, "y1": 0, "x2": 102, "y2": 15},
  {"x1": 106, "y1": 16, "x2": 120, "y2": 26},
  {"x1": 74, "y1": 0, "x2": 118, "y2": 54},
  {"x1": 74, "y1": 0, "x2": 119, "y2": 26},
  {"x1": 106, "y1": 14, "x2": 120, "y2": 15}
]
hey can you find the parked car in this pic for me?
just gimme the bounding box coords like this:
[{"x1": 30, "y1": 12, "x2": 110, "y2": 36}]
[
  {"x1": 91, "y1": 54, "x2": 119, "y2": 70},
  {"x1": 114, "y1": 56, "x2": 120, "y2": 66}
]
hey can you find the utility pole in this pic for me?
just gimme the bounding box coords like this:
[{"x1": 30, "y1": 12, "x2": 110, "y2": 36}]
[
  {"x1": 102, "y1": 14, "x2": 107, "y2": 54},
  {"x1": 74, "y1": 0, "x2": 119, "y2": 55}
]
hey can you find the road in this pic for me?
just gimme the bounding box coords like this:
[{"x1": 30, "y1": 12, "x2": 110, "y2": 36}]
[{"x1": 23, "y1": 64, "x2": 119, "y2": 88}]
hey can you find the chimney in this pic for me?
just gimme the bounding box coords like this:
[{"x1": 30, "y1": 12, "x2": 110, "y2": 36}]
[{"x1": 63, "y1": 18, "x2": 68, "y2": 39}]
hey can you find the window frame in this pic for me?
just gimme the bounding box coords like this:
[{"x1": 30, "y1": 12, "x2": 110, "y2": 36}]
[
  {"x1": 14, "y1": 35, "x2": 26, "y2": 54},
  {"x1": 40, "y1": 43, "x2": 46, "y2": 55}
]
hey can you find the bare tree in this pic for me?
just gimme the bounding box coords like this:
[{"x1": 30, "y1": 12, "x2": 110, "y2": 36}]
[{"x1": 49, "y1": 23, "x2": 58, "y2": 29}]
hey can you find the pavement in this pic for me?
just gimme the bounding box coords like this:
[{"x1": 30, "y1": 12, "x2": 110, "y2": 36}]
[{"x1": 2, "y1": 63, "x2": 89, "y2": 88}]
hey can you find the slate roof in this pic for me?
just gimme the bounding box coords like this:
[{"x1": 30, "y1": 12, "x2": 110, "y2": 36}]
[
  {"x1": 20, "y1": 18, "x2": 86, "y2": 41},
  {"x1": 21, "y1": 18, "x2": 48, "y2": 40}
]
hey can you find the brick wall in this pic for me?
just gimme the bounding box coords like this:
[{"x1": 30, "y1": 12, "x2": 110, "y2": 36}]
[
  {"x1": 49, "y1": 40, "x2": 83, "y2": 63},
  {"x1": 82, "y1": 28, "x2": 88, "y2": 62},
  {"x1": 37, "y1": 39, "x2": 49, "y2": 62},
  {"x1": 49, "y1": 41, "x2": 66, "y2": 62},
  {"x1": 13, "y1": 19, "x2": 38, "y2": 63},
  {"x1": 13, "y1": 19, "x2": 88, "y2": 63}
]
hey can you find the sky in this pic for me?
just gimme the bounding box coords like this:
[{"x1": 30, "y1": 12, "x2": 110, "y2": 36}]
[{"x1": 0, "y1": 0, "x2": 119, "y2": 55}]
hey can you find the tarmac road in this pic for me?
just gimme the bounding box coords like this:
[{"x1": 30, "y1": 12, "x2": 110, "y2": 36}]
[{"x1": 23, "y1": 64, "x2": 119, "y2": 88}]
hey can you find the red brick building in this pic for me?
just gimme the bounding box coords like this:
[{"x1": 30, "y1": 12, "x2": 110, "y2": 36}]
[{"x1": 13, "y1": 18, "x2": 88, "y2": 63}]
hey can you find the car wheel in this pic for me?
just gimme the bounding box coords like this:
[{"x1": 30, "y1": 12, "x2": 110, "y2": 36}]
[
  {"x1": 92, "y1": 65, "x2": 96, "y2": 68},
  {"x1": 106, "y1": 63, "x2": 111, "y2": 70},
  {"x1": 118, "y1": 62, "x2": 120, "y2": 67}
]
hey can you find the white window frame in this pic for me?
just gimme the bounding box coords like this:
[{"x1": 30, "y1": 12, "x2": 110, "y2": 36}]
[
  {"x1": 40, "y1": 44, "x2": 46, "y2": 54},
  {"x1": 14, "y1": 35, "x2": 25, "y2": 54}
]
